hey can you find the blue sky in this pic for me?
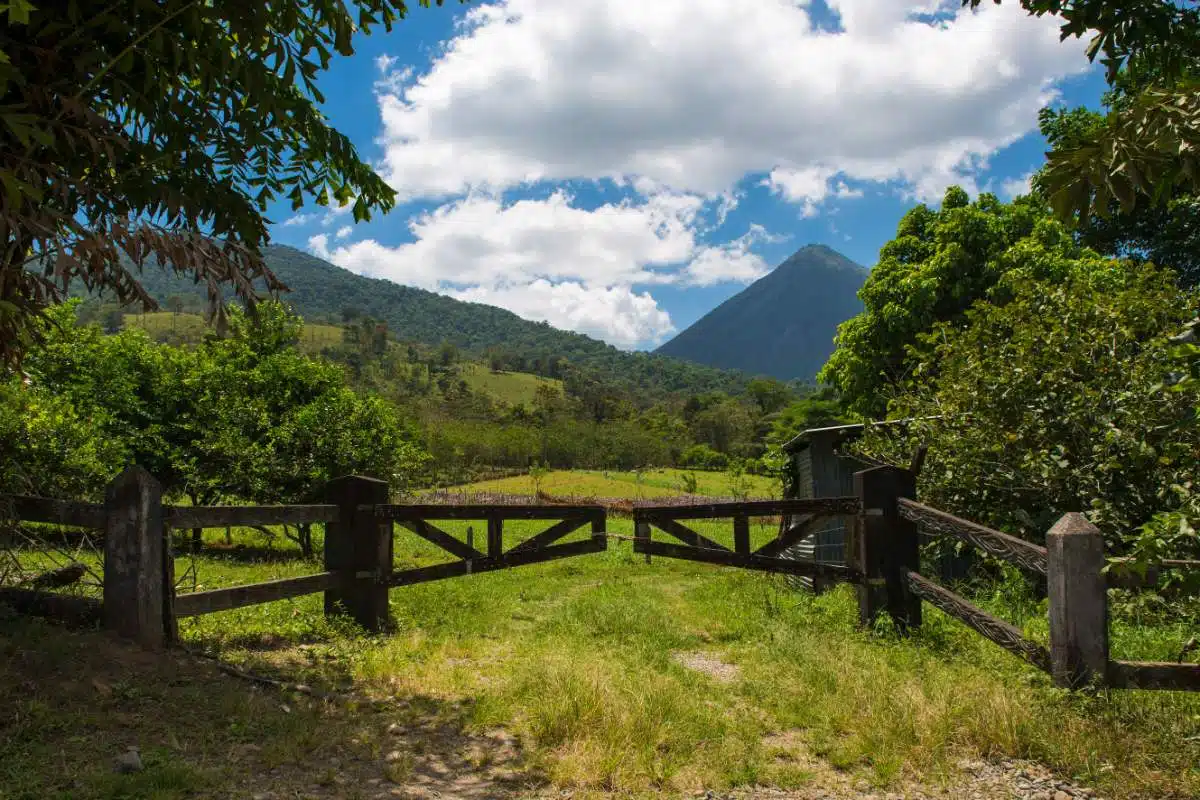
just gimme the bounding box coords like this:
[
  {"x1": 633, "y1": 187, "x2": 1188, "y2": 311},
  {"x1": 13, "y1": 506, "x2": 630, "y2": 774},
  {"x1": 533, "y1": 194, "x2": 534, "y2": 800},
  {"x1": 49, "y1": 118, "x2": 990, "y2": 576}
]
[{"x1": 268, "y1": 0, "x2": 1108, "y2": 350}]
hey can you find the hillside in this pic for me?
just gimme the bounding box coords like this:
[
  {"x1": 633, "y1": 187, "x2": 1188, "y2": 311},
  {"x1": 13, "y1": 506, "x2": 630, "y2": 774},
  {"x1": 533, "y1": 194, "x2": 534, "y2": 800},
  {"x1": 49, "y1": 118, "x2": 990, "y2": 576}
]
[
  {"x1": 656, "y1": 244, "x2": 867, "y2": 380},
  {"x1": 124, "y1": 245, "x2": 749, "y2": 398},
  {"x1": 123, "y1": 310, "x2": 562, "y2": 406}
]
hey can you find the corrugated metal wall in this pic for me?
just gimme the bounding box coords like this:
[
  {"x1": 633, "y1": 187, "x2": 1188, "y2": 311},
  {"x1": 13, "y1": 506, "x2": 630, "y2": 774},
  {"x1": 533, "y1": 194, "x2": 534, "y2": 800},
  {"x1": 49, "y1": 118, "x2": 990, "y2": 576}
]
[{"x1": 781, "y1": 429, "x2": 868, "y2": 591}]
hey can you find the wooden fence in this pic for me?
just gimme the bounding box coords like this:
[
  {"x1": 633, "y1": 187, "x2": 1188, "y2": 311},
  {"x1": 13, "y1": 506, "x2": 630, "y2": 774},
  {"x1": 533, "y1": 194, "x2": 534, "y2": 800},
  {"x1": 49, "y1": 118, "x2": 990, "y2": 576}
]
[
  {"x1": 3, "y1": 464, "x2": 1197, "y2": 692},
  {"x1": 632, "y1": 498, "x2": 862, "y2": 583},
  {"x1": 855, "y1": 465, "x2": 1200, "y2": 691},
  {"x1": 0, "y1": 467, "x2": 606, "y2": 645}
]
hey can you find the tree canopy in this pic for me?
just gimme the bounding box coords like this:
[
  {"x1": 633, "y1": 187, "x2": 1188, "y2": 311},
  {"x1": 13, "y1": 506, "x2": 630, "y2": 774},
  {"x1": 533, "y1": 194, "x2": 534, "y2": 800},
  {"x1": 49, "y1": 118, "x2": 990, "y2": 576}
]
[
  {"x1": 851, "y1": 261, "x2": 1199, "y2": 564},
  {"x1": 1033, "y1": 81, "x2": 1200, "y2": 288},
  {"x1": 819, "y1": 188, "x2": 1115, "y2": 417},
  {"x1": 967, "y1": 0, "x2": 1200, "y2": 223},
  {"x1": 0, "y1": 0, "x2": 458, "y2": 364},
  {"x1": 5, "y1": 301, "x2": 427, "y2": 510}
]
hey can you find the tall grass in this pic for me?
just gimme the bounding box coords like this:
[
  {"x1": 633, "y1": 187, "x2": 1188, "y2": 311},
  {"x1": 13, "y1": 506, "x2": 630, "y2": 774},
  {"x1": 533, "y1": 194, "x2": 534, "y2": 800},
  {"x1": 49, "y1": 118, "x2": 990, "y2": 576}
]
[{"x1": 7, "y1": 508, "x2": 1198, "y2": 797}]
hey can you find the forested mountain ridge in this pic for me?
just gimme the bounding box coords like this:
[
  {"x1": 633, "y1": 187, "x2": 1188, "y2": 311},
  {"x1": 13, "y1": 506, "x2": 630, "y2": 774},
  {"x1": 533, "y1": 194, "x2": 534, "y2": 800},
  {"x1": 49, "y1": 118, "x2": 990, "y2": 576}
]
[
  {"x1": 655, "y1": 244, "x2": 867, "y2": 381},
  {"x1": 124, "y1": 244, "x2": 750, "y2": 397}
]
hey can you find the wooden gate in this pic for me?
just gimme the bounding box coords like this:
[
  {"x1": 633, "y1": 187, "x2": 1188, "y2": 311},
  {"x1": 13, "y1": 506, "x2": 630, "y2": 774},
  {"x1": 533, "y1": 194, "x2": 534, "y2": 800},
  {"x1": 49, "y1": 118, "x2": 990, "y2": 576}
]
[{"x1": 632, "y1": 497, "x2": 863, "y2": 584}]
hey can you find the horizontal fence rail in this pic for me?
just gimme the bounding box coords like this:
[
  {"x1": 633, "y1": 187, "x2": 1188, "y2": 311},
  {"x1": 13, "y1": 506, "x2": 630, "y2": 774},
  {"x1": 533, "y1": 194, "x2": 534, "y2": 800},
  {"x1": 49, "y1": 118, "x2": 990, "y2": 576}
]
[
  {"x1": 632, "y1": 497, "x2": 863, "y2": 582},
  {"x1": 0, "y1": 586, "x2": 103, "y2": 626},
  {"x1": 1105, "y1": 557, "x2": 1200, "y2": 590},
  {"x1": 636, "y1": 497, "x2": 859, "y2": 521},
  {"x1": 1106, "y1": 660, "x2": 1200, "y2": 691},
  {"x1": 3, "y1": 495, "x2": 107, "y2": 529},
  {"x1": 898, "y1": 498, "x2": 1047, "y2": 575},
  {"x1": 165, "y1": 505, "x2": 339, "y2": 530},
  {"x1": 391, "y1": 538, "x2": 605, "y2": 587},
  {"x1": 371, "y1": 504, "x2": 607, "y2": 520},
  {"x1": 174, "y1": 571, "x2": 365, "y2": 617},
  {"x1": 905, "y1": 570, "x2": 1051, "y2": 672}
]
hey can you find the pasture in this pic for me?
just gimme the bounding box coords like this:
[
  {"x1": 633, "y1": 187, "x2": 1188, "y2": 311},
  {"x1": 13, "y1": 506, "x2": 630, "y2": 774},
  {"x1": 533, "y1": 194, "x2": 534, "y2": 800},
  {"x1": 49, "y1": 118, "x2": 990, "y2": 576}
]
[
  {"x1": 2, "y1": 473, "x2": 1198, "y2": 799},
  {"x1": 455, "y1": 362, "x2": 564, "y2": 407},
  {"x1": 448, "y1": 467, "x2": 779, "y2": 500}
]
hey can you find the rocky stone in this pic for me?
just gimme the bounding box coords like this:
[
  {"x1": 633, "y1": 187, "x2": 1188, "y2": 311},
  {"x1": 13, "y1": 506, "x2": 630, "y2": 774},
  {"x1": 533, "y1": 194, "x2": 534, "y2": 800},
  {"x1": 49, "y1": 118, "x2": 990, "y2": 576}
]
[{"x1": 114, "y1": 747, "x2": 143, "y2": 774}]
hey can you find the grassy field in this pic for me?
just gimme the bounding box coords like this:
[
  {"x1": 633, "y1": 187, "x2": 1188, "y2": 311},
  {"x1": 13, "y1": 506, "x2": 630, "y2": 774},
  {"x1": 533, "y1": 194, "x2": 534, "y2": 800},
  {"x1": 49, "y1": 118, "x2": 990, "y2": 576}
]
[
  {"x1": 455, "y1": 362, "x2": 563, "y2": 407},
  {"x1": 449, "y1": 468, "x2": 779, "y2": 499},
  {"x1": 3, "y1": 480, "x2": 1199, "y2": 799},
  {"x1": 124, "y1": 311, "x2": 344, "y2": 355}
]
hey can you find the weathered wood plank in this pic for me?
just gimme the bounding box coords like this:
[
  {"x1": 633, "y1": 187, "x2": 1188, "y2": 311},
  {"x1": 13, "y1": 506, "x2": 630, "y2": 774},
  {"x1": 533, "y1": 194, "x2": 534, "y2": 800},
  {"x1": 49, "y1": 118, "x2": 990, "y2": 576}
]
[
  {"x1": 0, "y1": 587, "x2": 102, "y2": 626},
  {"x1": 373, "y1": 504, "x2": 604, "y2": 520},
  {"x1": 905, "y1": 570, "x2": 1051, "y2": 672},
  {"x1": 3, "y1": 495, "x2": 107, "y2": 529},
  {"x1": 898, "y1": 498, "x2": 1047, "y2": 575},
  {"x1": 733, "y1": 516, "x2": 750, "y2": 558},
  {"x1": 1047, "y1": 513, "x2": 1108, "y2": 689},
  {"x1": 104, "y1": 466, "x2": 167, "y2": 648},
  {"x1": 754, "y1": 514, "x2": 825, "y2": 558},
  {"x1": 506, "y1": 516, "x2": 590, "y2": 554},
  {"x1": 390, "y1": 537, "x2": 606, "y2": 587},
  {"x1": 174, "y1": 572, "x2": 344, "y2": 617},
  {"x1": 165, "y1": 505, "x2": 338, "y2": 530},
  {"x1": 635, "y1": 497, "x2": 859, "y2": 521},
  {"x1": 634, "y1": 539, "x2": 862, "y2": 582},
  {"x1": 396, "y1": 519, "x2": 485, "y2": 560},
  {"x1": 635, "y1": 519, "x2": 651, "y2": 565},
  {"x1": 640, "y1": 516, "x2": 731, "y2": 552},
  {"x1": 1106, "y1": 660, "x2": 1200, "y2": 691},
  {"x1": 487, "y1": 517, "x2": 503, "y2": 560}
]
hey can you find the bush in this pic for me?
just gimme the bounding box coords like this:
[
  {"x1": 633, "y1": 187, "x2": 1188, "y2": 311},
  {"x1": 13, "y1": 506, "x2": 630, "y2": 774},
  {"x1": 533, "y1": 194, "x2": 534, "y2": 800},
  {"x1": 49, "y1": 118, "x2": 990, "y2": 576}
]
[
  {"x1": 852, "y1": 262, "x2": 1199, "y2": 558},
  {"x1": 678, "y1": 444, "x2": 728, "y2": 470}
]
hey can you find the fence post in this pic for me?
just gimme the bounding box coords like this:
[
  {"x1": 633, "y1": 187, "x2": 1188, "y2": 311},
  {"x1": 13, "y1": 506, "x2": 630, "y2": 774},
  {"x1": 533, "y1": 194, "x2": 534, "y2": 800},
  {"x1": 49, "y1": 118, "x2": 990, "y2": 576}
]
[
  {"x1": 852, "y1": 465, "x2": 921, "y2": 632},
  {"x1": 104, "y1": 465, "x2": 169, "y2": 648},
  {"x1": 324, "y1": 475, "x2": 391, "y2": 632},
  {"x1": 635, "y1": 517, "x2": 651, "y2": 564},
  {"x1": 1047, "y1": 512, "x2": 1108, "y2": 688}
]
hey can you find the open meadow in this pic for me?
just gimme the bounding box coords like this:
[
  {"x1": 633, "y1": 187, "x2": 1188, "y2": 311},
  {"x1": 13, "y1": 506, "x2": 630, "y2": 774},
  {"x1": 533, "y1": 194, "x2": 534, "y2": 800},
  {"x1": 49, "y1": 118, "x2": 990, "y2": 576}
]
[
  {"x1": 439, "y1": 468, "x2": 779, "y2": 500},
  {"x1": 3, "y1": 472, "x2": 1198, "y2": 800}
]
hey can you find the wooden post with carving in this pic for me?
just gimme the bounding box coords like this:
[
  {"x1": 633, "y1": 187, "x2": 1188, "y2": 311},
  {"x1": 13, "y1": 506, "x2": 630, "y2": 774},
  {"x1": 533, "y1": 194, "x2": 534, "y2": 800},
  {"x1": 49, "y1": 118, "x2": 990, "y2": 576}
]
[
  {"x1": 1047, "y1": 512, "x2": 1108, "y2": 688},
  {"x1": 324, "y1": 475, "x2": 391, "y2": 632},
  {"x1": 104, "y1": 466, "x2": 170, "y2": 648},
  {"x1": 853, "y1": 465, "x2": 921, "y2": 632}
]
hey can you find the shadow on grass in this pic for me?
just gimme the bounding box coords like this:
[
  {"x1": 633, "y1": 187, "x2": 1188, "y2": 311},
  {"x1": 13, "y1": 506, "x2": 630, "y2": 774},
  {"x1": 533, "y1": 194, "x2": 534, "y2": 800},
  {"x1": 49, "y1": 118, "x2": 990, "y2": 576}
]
[
  {"x1": 0, "y1": 613, "x2": 541, "y2": 800},
  {"x1": 171, "y1": 541, "x2": 317, "y2": 565}
]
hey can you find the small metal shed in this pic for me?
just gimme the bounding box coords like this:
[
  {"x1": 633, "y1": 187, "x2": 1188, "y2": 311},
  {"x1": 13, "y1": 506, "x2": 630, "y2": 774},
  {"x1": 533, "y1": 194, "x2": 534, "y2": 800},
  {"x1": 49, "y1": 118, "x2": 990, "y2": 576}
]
[
  {"x1": 779, "y1": 422, "x2": 875, "y2": 591},
  {"x1": 779, "y1": 418, "x2": 971, "y2": 590}
]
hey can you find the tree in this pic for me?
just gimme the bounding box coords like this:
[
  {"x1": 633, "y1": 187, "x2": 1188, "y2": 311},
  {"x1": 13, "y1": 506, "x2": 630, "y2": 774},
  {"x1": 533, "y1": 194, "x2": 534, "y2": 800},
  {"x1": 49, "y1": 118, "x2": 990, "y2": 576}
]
[
  {"x1": 1032, "y1": 88, "x2": 1200, "y2": 289},
  {"x1": 16, "y1": 300, "x2": 429, "y2": 554},
  {"x1": 0, "y1": 376, "x2": 125, "y2": 498},
  {"x1": 965, "y1": 1, "x2": 1200, "y2": 222},
  {"x1": 765, "y1": 387, "x2": 850, "y2": 448},
  {"x1": 851, "y1": 261, "x2": 1199, "y2": 556},
  {"x1": 746, "y1": 377, "x2": 792, "y2": 415},
  {"x1": 819, "y1": 188, "x2": 1113, "y2": 417},
  {"x1": 0, "y1": 0, "x2": 459, "y2": 365}
]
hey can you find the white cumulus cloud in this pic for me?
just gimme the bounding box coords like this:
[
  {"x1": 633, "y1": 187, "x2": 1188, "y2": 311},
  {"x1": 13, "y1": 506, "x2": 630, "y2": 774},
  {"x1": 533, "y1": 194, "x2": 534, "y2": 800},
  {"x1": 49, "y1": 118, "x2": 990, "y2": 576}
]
[
  {"x1": 372, "y1": 0, "x2": 1087, "y2": 202},
  {"x1": 305, "y1": 0, "x2": 1093, "y2": 349},
  {"x1": 306, "y1": 190, "x2": 774, "y2": 347}
]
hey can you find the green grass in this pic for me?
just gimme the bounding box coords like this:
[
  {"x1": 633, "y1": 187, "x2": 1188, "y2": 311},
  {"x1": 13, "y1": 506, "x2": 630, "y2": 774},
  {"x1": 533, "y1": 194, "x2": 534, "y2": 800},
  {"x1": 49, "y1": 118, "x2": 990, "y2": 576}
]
[
  {"x1": 124, "y1": 312, "x2": 344, "y2": 355},
  {"x1": 448, "y1": 467, "x2": 779, "y2": 499},
  {"x1": 454, "y1": 362, "x2": 563, "y2": 407},
  {"x1": 4, "y1": 474, "x2": 1199, "y2": 799},
  {"x1": 123, "y1": 312, "x2": 209, "y2": 345}
]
